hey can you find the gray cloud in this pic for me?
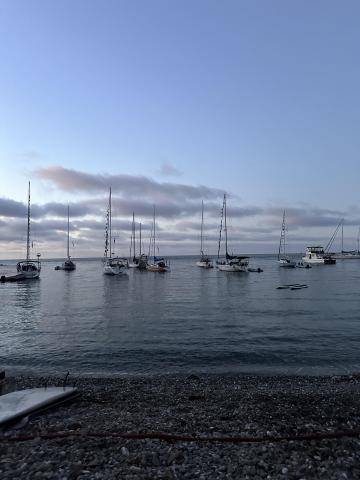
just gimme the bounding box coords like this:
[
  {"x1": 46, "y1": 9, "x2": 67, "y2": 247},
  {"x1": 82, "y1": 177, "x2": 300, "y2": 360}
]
[
  {"x1": 34, "y1": 165, "x2": 224, "y2": 202},
  {"x1": 0, "y1": 198, "x2": 27, "y2": 218},
  {"x1": 2, "y1": 166, "x2": 360, "y2": 258}
]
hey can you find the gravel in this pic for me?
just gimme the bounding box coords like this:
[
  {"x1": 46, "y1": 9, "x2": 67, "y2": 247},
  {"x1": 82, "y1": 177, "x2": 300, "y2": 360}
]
[{"x1": 1, "y1": 373, "x2": 360, "y2": 479}]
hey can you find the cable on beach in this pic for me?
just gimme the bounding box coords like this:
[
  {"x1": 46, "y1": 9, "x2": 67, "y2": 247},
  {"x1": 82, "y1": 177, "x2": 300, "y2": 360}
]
[{"x1": 1, "y1": 429, "x2": 360, "y2": 444}]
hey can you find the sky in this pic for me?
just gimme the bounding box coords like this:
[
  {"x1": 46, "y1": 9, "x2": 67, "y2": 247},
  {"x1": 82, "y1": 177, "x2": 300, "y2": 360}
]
[{"x1": 1, "y1": 0, "x2": 360, "y2": 259}]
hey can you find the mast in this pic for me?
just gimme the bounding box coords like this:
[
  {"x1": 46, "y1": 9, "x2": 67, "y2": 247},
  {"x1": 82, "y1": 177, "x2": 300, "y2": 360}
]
[
  {"x1": 109, "y1": 187, "x2": 112, "y2": 259},
  {"x1": 217, "y1": 195, "x2": 225, "y2": 260},
  {"x1": 341, "y1": 219, "x2": 344, "y2": 253},
  {"x1": 67, "y1": 205, "x2": 70, "y2": 259},
  {"x1": 26, "y1": 181, "x2": 31, "y2": 261},
  {"x1": 357, "y1": 227, "x2": 360, "y2": 253},
  {"x1": 153, "y1": 205, "x2": 156, "y2": 261},
  {"x1": 139, "y1": 222, "x2": 142, "y2": 256},
  {"x1": 278, "y1": 210, "x2": 286, "y2": 260},
  {"x1": 224, "y1": 194, "x2": 228, "y2": 257},
  {"x1": 200, "y1": 201, "x2": 204, "y2": 256},
  {"x1": 132, "y1": 212, "x2": 136, "y2": 260}
]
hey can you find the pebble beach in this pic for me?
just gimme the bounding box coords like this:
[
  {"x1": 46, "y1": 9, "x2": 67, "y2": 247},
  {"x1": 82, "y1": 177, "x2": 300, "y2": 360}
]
[{"x1": 1, "y1": 374, "x2": 360, "y2": 479}]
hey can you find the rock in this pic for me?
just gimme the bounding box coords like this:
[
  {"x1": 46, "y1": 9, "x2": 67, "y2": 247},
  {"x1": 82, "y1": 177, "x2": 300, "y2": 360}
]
[{"x1": 121, "y1": 446, "x2": 130, "y2": 456}]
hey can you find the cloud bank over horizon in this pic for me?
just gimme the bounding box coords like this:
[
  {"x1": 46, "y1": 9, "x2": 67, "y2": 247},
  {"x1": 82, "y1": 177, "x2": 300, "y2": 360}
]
[{"x1": 0, "y1": 166, "x2": 358, "y2": 259}]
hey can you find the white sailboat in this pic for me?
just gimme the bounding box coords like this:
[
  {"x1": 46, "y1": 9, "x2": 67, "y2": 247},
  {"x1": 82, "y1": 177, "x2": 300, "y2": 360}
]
[
  {"x1": 146, "y1": 206, "x2": 169, "y2": 272},
  {"x1": 55, "y1": 206, "x2": 76, "y2": 271},
  {"x1": 196, "y1": 201, "x2": 213, "y2": 268},
  {"x1": 216, "y1": 194, "x2": 249, "y2": 272},
  {"x1": 277, "y1": 210, "x2": 296, "y2": 268},
  {"x1": 16, "y1": 181, "x2": 41, "y2": 279},
  {"x1": 103, "y1": 188, "x2": 128, "y2": 275}
]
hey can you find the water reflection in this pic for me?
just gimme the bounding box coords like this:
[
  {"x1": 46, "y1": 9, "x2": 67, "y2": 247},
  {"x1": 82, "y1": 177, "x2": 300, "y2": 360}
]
[{"x1": 1, "y1": 256, "x2": 360, "y2": 375}]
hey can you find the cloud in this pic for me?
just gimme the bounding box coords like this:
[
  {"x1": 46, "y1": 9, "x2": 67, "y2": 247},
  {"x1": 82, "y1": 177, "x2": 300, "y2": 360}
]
[
  {"x1": 34, "y1": 165, "x2": 224, "y2": 202},
  {"x1": 157, "y1": 161, "x2": 182, "y2": 177},
  {"x1": 0, "y1": 198, "x2": 27, "y2": 218},
  {"x1": 2, "y1": 165, "x2": 360, "y2": 258}
]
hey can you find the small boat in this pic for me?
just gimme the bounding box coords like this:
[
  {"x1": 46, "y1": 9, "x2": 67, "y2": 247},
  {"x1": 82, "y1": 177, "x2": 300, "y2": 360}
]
[
  {"x1": 302, "y1": 221, "x2": 339, "y2": 265},
  {"x1": 55, "y1": 206, "x2": 76, "y2": 271},
  {"x1": 16, "y1": 182, "x2": 41, "y2": 279},
  {"x1": 103, "y1": 188, "x2": 128, "y2": 275},
  {"x1": 196, "y1": 201, "x2": 213, "y2": 268},
  {"x1": 296, "y1": 261, "x2": 311, "y2": 269},
  {"x1": 302, "y1": 246, "x2": 336, "y2": 265},
  {"x1": 277, "y1": 210, "x2": 296, "y2": 268},
  {"x1": 146, "y1": 206, "x2": 169, "y2": 272},
  {"x1": 216, "y1": 194, "x2": 249, "y2": 272}
]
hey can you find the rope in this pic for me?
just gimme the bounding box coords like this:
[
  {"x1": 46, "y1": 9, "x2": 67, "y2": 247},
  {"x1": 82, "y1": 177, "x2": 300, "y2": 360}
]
[{"x1": 1, "y1": 429, "x2": 360, "y2": 444}]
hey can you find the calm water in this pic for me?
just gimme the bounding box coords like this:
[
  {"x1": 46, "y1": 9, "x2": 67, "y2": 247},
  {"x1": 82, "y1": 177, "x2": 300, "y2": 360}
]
[{"x1": 1, "y1": 255, "x2": 360, "y2": 376}]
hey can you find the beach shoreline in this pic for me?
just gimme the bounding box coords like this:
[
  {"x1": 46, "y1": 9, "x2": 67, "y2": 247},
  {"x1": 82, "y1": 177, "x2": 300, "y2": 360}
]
[{"x1": 1, "y1": 373, "x2": 360, "y2": 479}]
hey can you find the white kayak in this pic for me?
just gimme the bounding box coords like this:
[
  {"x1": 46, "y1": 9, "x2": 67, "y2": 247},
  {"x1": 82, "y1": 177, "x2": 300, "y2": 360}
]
[{"x1": 0, "y1": 387, "x2": 77, "y2": 425}]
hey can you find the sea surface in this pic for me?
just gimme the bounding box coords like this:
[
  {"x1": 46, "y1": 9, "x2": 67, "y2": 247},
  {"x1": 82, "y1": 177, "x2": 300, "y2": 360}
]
[{"x1": 1, "y1": 255, "x2": 360, "y2": 376}]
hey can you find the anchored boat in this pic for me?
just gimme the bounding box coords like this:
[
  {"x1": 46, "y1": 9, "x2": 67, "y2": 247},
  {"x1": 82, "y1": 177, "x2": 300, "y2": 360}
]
[
  {"x1": 103, "y1": 188, "x2": 128, "y2": 275},
  {"x1": 55, "y1": 205, "x2": 76, "y2": 271},
  {"x1": 277, "y1": 210, "x2": 296, "y2": 268},
  {"x1": 16, "y1": 182, "x2": 41, "y2": 279},
  {"x1": 146, "y1": 205, "x2": 169, "y2": 272},
  {"x1": 216, "y1": 194, "x2": 249, "y2": 272}
]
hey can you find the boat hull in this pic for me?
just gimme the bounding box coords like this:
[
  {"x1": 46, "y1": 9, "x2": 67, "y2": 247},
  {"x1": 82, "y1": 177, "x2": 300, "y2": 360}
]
[
  {"x1": 103, "y1": 265, "x2": 127, "y2": 275},
  {"x1": 16, "y1": 261, "x2": 41, "y2": 279},
  {"x1": 146, "y1": 264, "x2": 169, "y2": 272},
  {"x1": 278, "y1": 258, "x2": 296, "y2": 268},
  {"x1": 218, "y1": 263, "x2": 248, "y2": 272},
  {"x1": 302, "y1": 257, "x2": 324, "y2": 265},
  {"x1": 62, "y1": 260, "x2": 76, "y2": 271},
  {"x1": 103, "y1": 258, "x2": 128, "y2": 275},
  {"x1": 196, "y1": 261, "x2": 213, "y2": 268}
]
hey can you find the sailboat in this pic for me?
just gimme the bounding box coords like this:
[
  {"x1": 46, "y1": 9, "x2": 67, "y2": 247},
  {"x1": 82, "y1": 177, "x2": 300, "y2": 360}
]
[
  {"x1": 146, "y1": 206, "x2": 169, "y2": 272},
  {"x1": 333, "y1": 221, "x2": 360, "y2": 259},
  {"x1": 128, "y1": 214, "x2": 148, "y2": 269},
  {"x1": 277, "y1": 210, "x2": 296, "y2": 268},
  {"x1": 55, "y1": 206, "x2": 76, "y2": 271},
  {"x1": 103, "y1": 188, "x2": 128, "y2": 275},
  {"x1": 196, "y1": 201, "x2": 213, "y2": 268},
  {"x1": 216, "y1": 194, "x2": 249, "y2": 272},
  {"x1": 16, "y1": 181, "x2": 41, "y2": 279},
  {"x1": 137, "y1": 222, "x2": 148, "y2": 270}
]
